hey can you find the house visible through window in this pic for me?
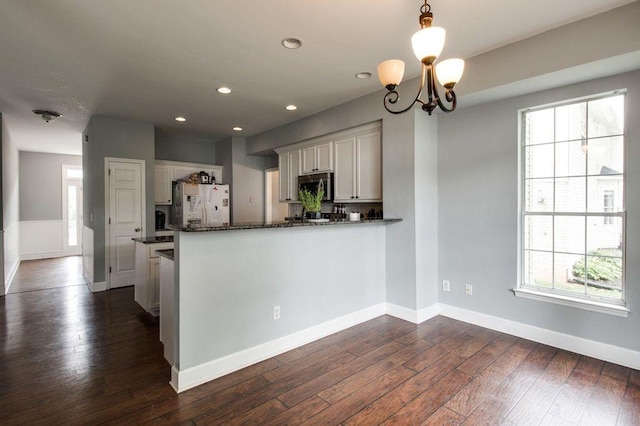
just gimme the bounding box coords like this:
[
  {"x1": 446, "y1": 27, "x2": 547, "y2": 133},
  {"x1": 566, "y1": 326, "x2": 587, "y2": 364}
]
[{"x1": 520, "y1": 92, "x2": 625, "y2": 304}]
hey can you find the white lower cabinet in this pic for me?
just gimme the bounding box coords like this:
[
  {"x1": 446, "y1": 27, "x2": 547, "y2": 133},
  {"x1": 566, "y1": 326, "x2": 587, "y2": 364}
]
[{"x1": 134, "y1": 241, "x2": 173, "y2": 316}]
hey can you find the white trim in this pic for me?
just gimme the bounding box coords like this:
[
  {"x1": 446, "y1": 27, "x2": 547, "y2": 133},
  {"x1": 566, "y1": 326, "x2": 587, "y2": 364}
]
[
  {"x1": 513, "y1": 288, "x2": 629, "y2": 317},
  {"x1": 4, "y1": 222, "x2": 21, "y2": 293},
  {"x1": 104, "y1": 157, "x2": 146, "y2": 290},
  {"x1": 88, "y1": 281, "x2": 107, "y2": 292},
  {"x1": 21, "y1": 252, "x2": 64, "y2": 261},
  {"x1": 438, "y1": 303, "x2": 640, "y2": 371},
  {"x1": 171, "y1": 303, "x2": 386, "y2": 392},
  {"x1": 273, "y1": 121, "x2": 381, "y2": 155},
  {"x1": 385, "y1": 303, "x2": 439, "y2": 324}
]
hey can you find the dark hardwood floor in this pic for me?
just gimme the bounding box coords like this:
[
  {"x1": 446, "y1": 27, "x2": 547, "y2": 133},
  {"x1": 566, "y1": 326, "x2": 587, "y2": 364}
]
[
  {"x1": 8, "y1": 255, "x2": 85, "y2": 293},
  {"x1": 1, "y1": 262, "x2": 638, "y2": 425}
]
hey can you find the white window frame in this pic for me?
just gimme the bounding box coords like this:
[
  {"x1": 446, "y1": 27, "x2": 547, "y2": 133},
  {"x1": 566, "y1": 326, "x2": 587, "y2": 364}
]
[{"x1": 514, "y1": 90, "x2": 629, "y2": 317}]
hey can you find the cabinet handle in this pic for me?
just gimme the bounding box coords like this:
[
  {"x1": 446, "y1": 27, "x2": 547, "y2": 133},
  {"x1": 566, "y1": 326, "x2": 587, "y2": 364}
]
[
  {"x1": 351, "y1": 196, "x2": 355, "y2": 199},
  {"x1": 356, "y1": 196, "x2": 359, "y2": 199}
]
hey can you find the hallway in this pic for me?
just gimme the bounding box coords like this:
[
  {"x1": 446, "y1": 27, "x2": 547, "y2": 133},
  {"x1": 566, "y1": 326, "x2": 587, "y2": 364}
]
[{"x1": 8, "y1": 256, "x2": 85, "y2": 294}]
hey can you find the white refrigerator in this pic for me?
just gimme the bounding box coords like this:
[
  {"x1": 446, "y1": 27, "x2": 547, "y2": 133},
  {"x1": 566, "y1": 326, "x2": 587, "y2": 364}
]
[{"x1": 172, "y1": 183, "x2": 230, "y2": 226}]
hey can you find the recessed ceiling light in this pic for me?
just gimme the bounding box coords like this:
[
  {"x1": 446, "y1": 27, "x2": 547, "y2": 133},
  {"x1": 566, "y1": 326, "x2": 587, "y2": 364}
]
[
  {"x1": 175, "y1": 116, "x2": 186, "y2": 122},
  {"x1": 281, "y1": 37, "x2": 303, "y2": 49},
  {"x1": 285, "y1": 105, "x2": 298, "y2": 111},
  {"x1": 233, "y1": 126, "x2": 243, "y2": 131},
  {"x1": 217, "y1": 87, "x2": 232, "y2": 94},
  {"x1": 355, "y1": 72, "x2": 372, "y2": 79}
]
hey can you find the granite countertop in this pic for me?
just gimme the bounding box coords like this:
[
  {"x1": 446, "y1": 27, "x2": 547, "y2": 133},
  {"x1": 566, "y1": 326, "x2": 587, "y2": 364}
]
[
  {"x1": 169, "y1": 218, "x2": 402, "y2": 233},
  {"x1": 155, "y1": 249, "x2": 174, "y2": 261},
  {"x1": 132, "y1": 236, "x2": 174, "y2": 244}
]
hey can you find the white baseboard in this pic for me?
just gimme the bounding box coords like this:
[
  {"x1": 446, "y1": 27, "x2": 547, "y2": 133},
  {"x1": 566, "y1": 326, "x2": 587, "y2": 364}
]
[
  {"x1": 20, "y1": 251, "x2": 65, "y2": 261},
  {"x1": 5, "y1": 258, "x2": 20, "y2": 294},
  {"x1": 435, "y1": 303, "x2": 640, "y2": 371},
  {"x1": 88, "y1": 281, "x2": 107, "y2": 292},
  {"x1": 171, "y1": 303, "x2": 386, "y2": 392}
]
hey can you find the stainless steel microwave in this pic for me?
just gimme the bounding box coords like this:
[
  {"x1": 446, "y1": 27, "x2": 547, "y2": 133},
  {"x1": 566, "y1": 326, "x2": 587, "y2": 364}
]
[{"x1": 298, "y1": 172, "x2": 333, "y2": 201}]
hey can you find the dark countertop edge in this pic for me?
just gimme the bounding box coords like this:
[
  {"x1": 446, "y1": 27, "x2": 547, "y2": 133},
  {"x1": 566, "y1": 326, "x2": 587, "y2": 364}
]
[
  {"x1": 170, "y1": 218, "x2": 402, "y2": 233},
  {"x1": 156, "y1": 249, "x2": 174, "y2": 261},
  {"x1": 132, "y1": 236, "x2": 175, "y2": 244}
]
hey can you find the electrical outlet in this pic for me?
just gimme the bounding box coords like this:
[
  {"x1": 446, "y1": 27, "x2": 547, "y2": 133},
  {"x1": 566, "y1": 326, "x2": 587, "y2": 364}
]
[
  {"x1": 273, "y1": 305, "x2": 281, "y2": 320},
  {"x1": 465, "y1": 283, "x2": 473, "y2": 296},
  {"x1": 442, "y1": 280, "x2": 451, "y2": 292}
]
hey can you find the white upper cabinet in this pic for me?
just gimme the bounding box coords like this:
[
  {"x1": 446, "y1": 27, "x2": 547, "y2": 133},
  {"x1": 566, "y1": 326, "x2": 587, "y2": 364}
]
[
  {"x1": 301, "y1": 141, "x2": 333, "y2": 174},
  {"x1": 278, "y1": 150, "x2": 300, "y2": 202},
  {"x1": 154, "y1": 160, "x2": 223, "y2": 205},
  {"x1": 154, "y1": 165, "x2": 173, "y2": 205},
  {"x1": 334, "y1": 130, "x2": 382, "y2": 202}
]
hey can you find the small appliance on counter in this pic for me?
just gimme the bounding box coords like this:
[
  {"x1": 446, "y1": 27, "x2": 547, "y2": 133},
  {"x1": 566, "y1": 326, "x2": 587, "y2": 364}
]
[{"x1": 155, "y1": 210, "x2": 166, "y2": 230}]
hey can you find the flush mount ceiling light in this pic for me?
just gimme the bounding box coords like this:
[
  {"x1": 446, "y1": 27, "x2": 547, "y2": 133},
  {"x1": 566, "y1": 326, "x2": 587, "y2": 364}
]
[
  {"x1": 217, "y1": 87, "x2": 232, "y2": 94},
  {"x1": 232, "y1": 126, "x2": 243, "y2": 131},
  {"x1": 281, "y1": 37, "x2": 303, "y2": 49},
  {"x1": 378, "y1": 0, "x2": 464, "y2": 115},
  {"x1": 33, "y1": 109, "x2": 61, "y2": 123},
  {"x1": 175, "y1": 116, "x2": 186, "y2": 122},
  {"x1": 285, "y1": 105, "x2": 298, "y2": 111},
  {"x1": 355, "y1": 72, "x2": 372, "y2": 79}
]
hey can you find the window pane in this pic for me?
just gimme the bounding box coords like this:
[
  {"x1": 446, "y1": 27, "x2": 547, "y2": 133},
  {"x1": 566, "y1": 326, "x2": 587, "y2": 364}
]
[
  {"x1": 523, "y1": 250, "x2": 553, "y2": 288},
  {"x1": 587, "y1": 216, "x2": 622, "y2": 252},
  {"x1": 68, "y1": 185, "x2": 78, "y2": 247},
  {"x1": 587, "y1": 136, "x2": 624, "y2": 175},
  {"x1": 555, "y1": 102, "x2": 586, "y2": 142},
  {"x1": 587, "y1": 177, "x2": 623, "y2": 213},
  {"x1": 524, "y1": 215, "x2": 552, "y2": 251},
  {"x1": 554, "y1": 177, "x2": 585, "y2": 212},
  {"x1": 554, "y1": 216, "x2": 585, "y2": 254},
  {"x1": 588, "y1": 95, "x2": 624, "y2": 138},
  {"x1": 555, "y1": 253, "x2": 586, "y2": 295},
  {"x1": 526, "y1": 144, "x2": 554, "y2": 178},
  {"x1": 525, "y1": 178, "x2": 553, "y2": 212},
  {"x1": 555, "y1": 140, "x2": 586, "y2": 177},
  {"x1": 526, "y1": 109, "x2": 554, "y2": 145},
  {"x1": 66, "y1": 168, "x2": 83, "y2": 179}
]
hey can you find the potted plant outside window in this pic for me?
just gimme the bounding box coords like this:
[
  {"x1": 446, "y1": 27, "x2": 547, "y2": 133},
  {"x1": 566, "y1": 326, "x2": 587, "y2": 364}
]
[{"x1": 298, "y1": 180, "x2": 325, "y2": 220}]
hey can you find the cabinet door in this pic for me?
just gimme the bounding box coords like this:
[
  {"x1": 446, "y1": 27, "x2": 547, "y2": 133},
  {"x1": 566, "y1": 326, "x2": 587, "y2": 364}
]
[
  {"x1": 301, "y1": 146, "x2": 317, "y2": 174},
  {"x1": 289, "y1": 150, "x2": 300, "y2": 202},
  {"x1": 154, "y1": 165, "x2": 173, "y2": 205},
  {"x1": 315, "y1": 142, "x2": 333, "y2": 172},
  {"x1": 278, "y1": 153, "x2": 291, "y2": 202},
  {"x1": 149, "y1": 258, "x2": 160, "y2": 311},
  {"x1": 173, "y1": 166, "x2": 199, "y2": 182},
  {"x1": 334, "y1": 137, "x2": 356, "y2": 201},
  {"x1": 356, "y1": 131, "x2": 382, "y2": 201}
]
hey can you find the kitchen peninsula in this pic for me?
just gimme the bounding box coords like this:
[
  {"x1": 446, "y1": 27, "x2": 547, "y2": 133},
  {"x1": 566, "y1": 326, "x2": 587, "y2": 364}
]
[{"x1": 164, "y1": 218, "x2": 400, "y2": 392}]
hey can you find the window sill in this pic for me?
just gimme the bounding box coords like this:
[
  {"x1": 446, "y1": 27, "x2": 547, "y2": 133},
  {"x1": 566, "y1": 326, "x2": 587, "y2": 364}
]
[{"x1": 513, "y1": 288, "x2": 629, "y2": 318}]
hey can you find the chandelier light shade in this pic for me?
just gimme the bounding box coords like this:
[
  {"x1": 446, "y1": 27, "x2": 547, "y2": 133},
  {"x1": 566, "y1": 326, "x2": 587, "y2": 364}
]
[{"x1": 379, "y1": 0, "x2": 464, "y2": 115}]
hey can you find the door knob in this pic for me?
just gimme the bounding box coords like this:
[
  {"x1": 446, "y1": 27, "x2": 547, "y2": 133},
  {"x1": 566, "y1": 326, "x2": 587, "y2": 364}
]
[{"x1": 135, "y1": 228, "x2": 141, "y2": 232}]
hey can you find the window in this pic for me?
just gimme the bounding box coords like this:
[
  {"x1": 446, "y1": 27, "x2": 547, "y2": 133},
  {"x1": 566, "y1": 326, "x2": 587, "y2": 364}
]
[{"x1": 518, "y1": 92, "x2": 626, "y2": 312}]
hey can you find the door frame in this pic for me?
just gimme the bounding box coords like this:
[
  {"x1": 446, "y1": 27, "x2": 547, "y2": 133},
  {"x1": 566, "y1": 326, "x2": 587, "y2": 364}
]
[
  {"x1": 61, "y1": 164, "x2": 83, "y2": 256},
  {"x1": 104, "y1": 157, "x2": 146, "y2": 290}
]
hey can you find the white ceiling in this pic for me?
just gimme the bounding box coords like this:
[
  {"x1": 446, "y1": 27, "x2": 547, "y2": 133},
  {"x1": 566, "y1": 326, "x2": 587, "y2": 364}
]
[{"x1": 0, "y1": 0, "x2": 636, "y2": 155}]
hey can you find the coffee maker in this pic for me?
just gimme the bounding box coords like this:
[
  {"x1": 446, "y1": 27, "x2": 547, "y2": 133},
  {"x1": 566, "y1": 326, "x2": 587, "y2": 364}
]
[{"x1": 155, "y1": 211, "x2": 166, "y2": 230}]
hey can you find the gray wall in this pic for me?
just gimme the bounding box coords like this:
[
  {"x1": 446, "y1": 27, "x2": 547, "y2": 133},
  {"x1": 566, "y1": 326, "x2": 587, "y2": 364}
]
[
  {"x1": 438, "y1": 70, "x2": 640, "y2": 351},
  {"x1": 155, "y1": 129, "x2": 216, "y2": 164},
  {"x1": 215, "y1": 136, "x2": 266, "y2": 223},
  {"x1": 83, "y1": 115, "x2": 155, "y2": 284},
  {"x1": 19, "y1": 151, "x2": 81, "y2": 221}
]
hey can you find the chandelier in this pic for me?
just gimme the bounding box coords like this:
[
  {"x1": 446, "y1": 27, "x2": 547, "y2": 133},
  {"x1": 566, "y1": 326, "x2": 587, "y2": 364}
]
[{"x1": 378, "y1": 0, "x2": 464, "y2": 115}]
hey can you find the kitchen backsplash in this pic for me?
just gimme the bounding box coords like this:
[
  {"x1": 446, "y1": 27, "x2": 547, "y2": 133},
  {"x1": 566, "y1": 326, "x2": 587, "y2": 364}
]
[{"x1": 288, "y1": 202, "x2": 383, "y2": 219}]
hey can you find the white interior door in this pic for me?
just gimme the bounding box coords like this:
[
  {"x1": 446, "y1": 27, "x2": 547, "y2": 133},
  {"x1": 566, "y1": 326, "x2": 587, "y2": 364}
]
[
  {"x1": 62, "y1": 165, "x2": 83, "y2": 256},
  {"x1": 108, "y1": 160, "x2": 143, "y2": 288}
]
